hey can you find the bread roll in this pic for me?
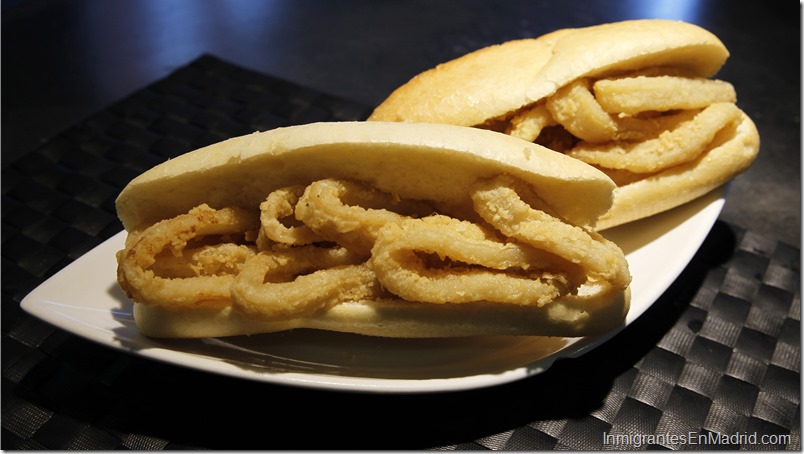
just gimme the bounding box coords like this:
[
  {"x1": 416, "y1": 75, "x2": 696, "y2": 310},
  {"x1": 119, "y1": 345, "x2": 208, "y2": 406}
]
[
  {"x1": 369, "y1": 19, "x2": 760, "y2": 229},
  {"x1": 115, "y1": 121, "x2": 630, "y2": 338}
]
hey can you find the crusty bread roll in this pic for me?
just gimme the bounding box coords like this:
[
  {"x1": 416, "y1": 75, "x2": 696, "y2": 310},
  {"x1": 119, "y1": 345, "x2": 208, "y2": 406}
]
[
  {"x1": 369, "y1": 19, "x2": 760, "y2": 229},
  {"x1": 116, "y1": 121, "x2": 630, "y2": 338},
  {"x1": 117, "y1": 121, "x2": 613, "y2": 231}
]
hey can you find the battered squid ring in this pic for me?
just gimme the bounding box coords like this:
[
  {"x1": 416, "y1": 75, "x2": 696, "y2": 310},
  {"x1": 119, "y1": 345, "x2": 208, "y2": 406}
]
[
  {"x1": 295, "y1": 178, "x2": 434, "y2": 256},
  {"x1": 231, "y1": 246, "x2": 379, "y2": 321},
  {"x1": 470, "y1": 175, "x2": 631, "y2": 290},
  {"x1": 369, "y1": 215, "x2": 579, "y2": 306},
  {"x1": 546, "y1": 79, "x2": 618, "y2": 143},
  {"x1": 609, "y1": 109, "x2": 697, "y2": 143},
  {"x1": 256, "y1": 185, "x2": 323, "y2": 249},
  {"x1": 593, "y1": 75, "x2": 737, "y2": 114},
  {"x1": 507, "y1": 103, "x2": 555, "y2": 142},
  {"x1": 567, "y1": 103, "x2": 741, "y2": 173},
  {"x1": 148, "y1": 243, "x2": 258, "y2": 278},
  {"x1": 117, "y1": 204, "x2": 259, "y2": 309},
  {"x1": 509, "y1": 82, "x2": 699, "y2": 145}
]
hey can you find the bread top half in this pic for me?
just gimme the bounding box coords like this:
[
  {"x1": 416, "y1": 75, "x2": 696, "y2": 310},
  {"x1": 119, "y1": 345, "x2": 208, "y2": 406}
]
[
  {"x1": 115, "y1": 121, "x2": 616, "y2": 231},
  {"x1": 368, "y1": 19, "x2": 729, "y2": 127}
]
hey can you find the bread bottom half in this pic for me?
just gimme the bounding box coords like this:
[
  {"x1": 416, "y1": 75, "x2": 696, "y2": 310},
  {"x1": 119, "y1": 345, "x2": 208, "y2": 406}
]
[{"x1": 134, "y1": 284, "x2": 630, "y2": 339}]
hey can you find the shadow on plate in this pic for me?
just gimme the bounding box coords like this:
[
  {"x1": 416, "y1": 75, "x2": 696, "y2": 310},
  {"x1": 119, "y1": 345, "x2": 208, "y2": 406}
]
[{"x1": 109, "y1": 280, "x2": 573, "y2": 381}]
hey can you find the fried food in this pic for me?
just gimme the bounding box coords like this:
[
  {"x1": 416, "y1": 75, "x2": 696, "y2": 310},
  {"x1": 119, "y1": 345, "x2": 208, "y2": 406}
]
[
  {"x1": 294, "y1": 178, "x2": 434, "y2": 256},
  {"x1": 567, "y1": 103, "x2": 742, "y2": 173},
  {"x1": 470, "y1": 175, "x2": 629, "y2": 289},
  {"x1": 507, "y1": 103, "x2": 555, "y2": 142},
  {"x1": 257, "y1": 185, "x2": 322, "y2": 247},
  {"x1": 593, "y1": 76, "x2": 737, "y2": 114},
  {"x1": 123, "y1": 176, "x2": 630, "y2": 319},
  {"x1": 546, "y1": 79, "x2": 618, "y2": 143},
  {"x1": 369, "y1": 215, "x2": 580, "y2": 306},
  {"x1": 117, "y1": 204, "x2": 259, "y2": 309},
  {"x1": 231, "y1": 246, "x2": 378, "y2": 321},
  {"x1": 115, "y1": 122, "x2": 630, "y2": 338}
]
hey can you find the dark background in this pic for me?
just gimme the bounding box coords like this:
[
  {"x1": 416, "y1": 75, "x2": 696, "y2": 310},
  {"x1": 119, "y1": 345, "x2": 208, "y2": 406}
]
[{"x1": 2, "y1": 0, "x2": 800, "y2": 245}]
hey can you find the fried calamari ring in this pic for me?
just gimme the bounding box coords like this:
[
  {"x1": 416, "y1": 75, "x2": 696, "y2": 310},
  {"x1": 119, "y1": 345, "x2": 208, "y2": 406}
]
[
  {"x1": 295, "y1": 178, "x2": 434, "y2": 256},
  {"x1": 543, "y1": 76, "x2": 730, "y2": 147},
  {"x1": 256, "y1": 185, "x2": 323, "y2": 249},
  {"x1": 567, "y1": 103, "x2": 741, "y2": 173},
  {"x1": 118, "y1": 173, "x2": 626, "y2": 321},
  {"x1": 117, "y1": 204, "x2": 259, "y2": 309},
  {"x1": 546, "y1": 79, "x2": 618, "y2": 143},
  {"x1": 610, "y1": 109, "x2": 698, "y2": 142},
  {"x1": 369, "y1": 215, "x2": 579, "y2": 306},
  {"x1": 509, "y1": 95, "x2": 697, "y2": 145},
  {"x1": 149, "y1": 243, "x2": 257, "y2": 278},
  {"x1": 594, "y1": 76, "x2": 737, "y2": 114},
  {"x1": 507, "y1": 103, "x2": 556, "y2": 142},
  {"x1": 470, "y1": 175, "x2": 631, "y2": 290},
  {"x1": 231, "y1": 246, "x2": 379, "y2": 321}
]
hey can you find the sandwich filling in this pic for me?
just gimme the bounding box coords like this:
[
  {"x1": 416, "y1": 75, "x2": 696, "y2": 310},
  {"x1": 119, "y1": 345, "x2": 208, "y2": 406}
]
[
  {"x1": 479, "y1": 68, "x2": 743, "y2": 194},
  {"x1": 117, "y1": 174, "x2": 630, "y2": 324}
]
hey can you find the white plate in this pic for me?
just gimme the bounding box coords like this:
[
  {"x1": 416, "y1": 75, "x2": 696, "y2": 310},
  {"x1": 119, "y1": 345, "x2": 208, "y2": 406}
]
[{"x1": 21, "y1": 188, "x2": 724, "y2": 393}]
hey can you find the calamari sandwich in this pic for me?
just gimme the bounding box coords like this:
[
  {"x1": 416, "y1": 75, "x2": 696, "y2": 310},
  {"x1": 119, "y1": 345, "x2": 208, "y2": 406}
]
[
  {"x1": 369, "y1": 19, "x2": 760, "y2": 229},
  {"x1": 115, "y1": 121, "x2": 631, "y2": 338}
]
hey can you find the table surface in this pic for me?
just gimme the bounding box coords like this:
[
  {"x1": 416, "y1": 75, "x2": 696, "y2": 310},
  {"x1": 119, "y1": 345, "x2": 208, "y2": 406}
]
[{"x1": 2, "y1": 0, "x2": 801, "y2": 450}]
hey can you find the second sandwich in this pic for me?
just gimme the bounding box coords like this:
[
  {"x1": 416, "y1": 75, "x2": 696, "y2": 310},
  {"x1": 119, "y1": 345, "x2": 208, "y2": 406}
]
[{"x1": 369, "y1": 19, "x2": 760, "y2": 229}]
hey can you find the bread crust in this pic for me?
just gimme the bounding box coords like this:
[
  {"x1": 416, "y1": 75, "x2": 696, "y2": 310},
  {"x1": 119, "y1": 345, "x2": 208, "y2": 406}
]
[
  {"x1": 369, "y1": 20, "x2": 729, "y2": 126},
  {"x1": 116, "y1": 121, "x2": 615, "y2": 230}
]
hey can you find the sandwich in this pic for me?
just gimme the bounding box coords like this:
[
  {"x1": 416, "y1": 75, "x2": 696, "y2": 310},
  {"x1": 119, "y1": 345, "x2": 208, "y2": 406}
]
[
  {"x1": 369, "y1": 19, "x2": 760, "y2": 229},
  {"x1": 115, "y1": 121, "x2": 631, "y2": 338}
]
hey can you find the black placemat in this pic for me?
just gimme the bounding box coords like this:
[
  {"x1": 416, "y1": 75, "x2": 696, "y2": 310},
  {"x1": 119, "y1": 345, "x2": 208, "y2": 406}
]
[{"x1": 2, "y1": 55, "x2": 800, "y2": 450}]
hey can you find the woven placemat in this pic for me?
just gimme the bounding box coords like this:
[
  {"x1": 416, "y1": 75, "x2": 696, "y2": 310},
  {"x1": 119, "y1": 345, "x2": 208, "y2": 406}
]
[{"x1": 2, "y1": 55, "x2": 800, "y2": 450}]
